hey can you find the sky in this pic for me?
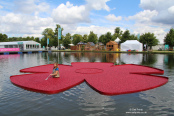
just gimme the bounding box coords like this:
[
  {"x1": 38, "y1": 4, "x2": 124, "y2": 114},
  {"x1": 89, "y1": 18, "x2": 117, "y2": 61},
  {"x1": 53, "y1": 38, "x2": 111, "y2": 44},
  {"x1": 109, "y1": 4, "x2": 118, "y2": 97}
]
[{"x1": 0, "y1": 0, "x2": 174, "y2": 43}]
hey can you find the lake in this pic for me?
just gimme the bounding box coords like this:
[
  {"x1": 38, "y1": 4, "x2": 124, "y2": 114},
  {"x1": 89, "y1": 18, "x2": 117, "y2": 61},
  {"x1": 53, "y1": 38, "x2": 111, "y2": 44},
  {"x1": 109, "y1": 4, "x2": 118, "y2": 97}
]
[{"x1": 0, "y1": 52, "x2": 174, "y2": 116}]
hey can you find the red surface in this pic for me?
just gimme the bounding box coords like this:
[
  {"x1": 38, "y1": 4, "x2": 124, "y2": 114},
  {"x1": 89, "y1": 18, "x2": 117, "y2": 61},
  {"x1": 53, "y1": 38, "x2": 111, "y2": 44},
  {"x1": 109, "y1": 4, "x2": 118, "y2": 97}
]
[{"x1": 10, "y1": 62, "x2": 168, "y2": 95}]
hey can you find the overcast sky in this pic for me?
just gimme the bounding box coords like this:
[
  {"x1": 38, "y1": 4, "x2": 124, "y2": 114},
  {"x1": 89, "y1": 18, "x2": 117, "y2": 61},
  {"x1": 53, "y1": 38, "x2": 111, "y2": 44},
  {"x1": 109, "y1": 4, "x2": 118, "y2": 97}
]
[{"x1": 0, "y1": 0, "x2": 174, "y2": 43}]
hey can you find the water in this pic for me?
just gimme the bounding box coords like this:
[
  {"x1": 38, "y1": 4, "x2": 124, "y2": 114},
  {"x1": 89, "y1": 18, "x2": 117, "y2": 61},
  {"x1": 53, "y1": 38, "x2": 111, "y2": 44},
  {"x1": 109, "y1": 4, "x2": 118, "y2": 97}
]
[{"x1": 0, "y1": 52, "x2": 174, "y2": 116}]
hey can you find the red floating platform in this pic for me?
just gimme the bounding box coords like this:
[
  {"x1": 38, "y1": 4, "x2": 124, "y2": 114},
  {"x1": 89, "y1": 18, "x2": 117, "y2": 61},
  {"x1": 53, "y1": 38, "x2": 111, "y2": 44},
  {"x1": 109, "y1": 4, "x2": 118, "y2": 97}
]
[{"x1": 10, "y1": 62, "x2": 168, "y2": 95}]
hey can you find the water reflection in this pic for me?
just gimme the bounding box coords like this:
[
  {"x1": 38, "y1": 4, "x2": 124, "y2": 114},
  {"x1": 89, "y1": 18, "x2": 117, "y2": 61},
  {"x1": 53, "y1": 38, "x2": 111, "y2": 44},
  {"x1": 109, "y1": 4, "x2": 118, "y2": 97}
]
[
  {"x1": 120, "y1": 54, "x2": 142, "y2": 64},
  {"x1": 141, "y1": 54, "x2": 157, "y2": 65},
  {"x1": 164, "y1": 55, "x2": 174, "y2": 69}
]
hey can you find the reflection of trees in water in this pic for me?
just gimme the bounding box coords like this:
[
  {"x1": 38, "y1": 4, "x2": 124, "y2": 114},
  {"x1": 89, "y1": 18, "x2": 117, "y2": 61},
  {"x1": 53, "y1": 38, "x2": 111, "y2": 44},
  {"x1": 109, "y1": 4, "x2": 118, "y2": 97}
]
[
  {"x1": 164, "y1": 55, "x2": 174, "y2": 69},
  {"x1": 84, "y1": 53, "x2": 96, "y2": 62},
  {"x1": 141, "y1": 54, "x2": 157, "y2": 65},
  {"x1": 41, "y1": 52, "x2": 62, "y2": 64},
  {"x1": 63, "y1": 52, "x2": 71, "y2": 62},
  {"x1": 61, "y1": 52, "x2": 121, "y2": 64},
  {"x1": 71, "y1": 52, "x2": 82, "y2": 62}
]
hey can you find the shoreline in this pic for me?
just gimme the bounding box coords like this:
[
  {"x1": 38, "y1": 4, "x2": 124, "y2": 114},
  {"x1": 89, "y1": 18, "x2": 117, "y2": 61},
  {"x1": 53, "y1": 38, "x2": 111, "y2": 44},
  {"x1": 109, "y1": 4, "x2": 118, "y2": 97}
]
[{"x1": 0, "y1": 50, "x2": 174, "y2": 55}]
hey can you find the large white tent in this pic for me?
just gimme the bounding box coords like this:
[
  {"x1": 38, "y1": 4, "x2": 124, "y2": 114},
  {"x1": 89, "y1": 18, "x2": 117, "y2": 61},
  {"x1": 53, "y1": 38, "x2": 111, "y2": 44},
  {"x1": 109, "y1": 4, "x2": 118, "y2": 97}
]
[{"x1": 120, "y1": 40, "x2": 143, "y2": 51}]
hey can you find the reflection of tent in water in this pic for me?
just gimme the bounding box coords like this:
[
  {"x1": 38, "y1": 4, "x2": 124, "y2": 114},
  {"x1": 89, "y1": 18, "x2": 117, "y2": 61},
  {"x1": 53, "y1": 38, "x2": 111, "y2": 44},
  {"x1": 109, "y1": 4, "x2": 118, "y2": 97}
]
[
  {"x1": 120, "y1": 54, "x2": 143, "y2": 64},
  {"x1": 121, "y1": 40, "x2": 143, "y2": 51}
]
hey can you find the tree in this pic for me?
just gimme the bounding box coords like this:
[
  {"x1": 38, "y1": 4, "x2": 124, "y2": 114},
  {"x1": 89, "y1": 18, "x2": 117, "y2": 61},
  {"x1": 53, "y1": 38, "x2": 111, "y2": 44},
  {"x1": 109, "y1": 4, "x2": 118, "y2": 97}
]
[
  {"x1": 52, "y1": 24, "x2": 64, "y2": 47},
  {"x1": 139, "y1": 32, "x2": 159, "y2": 50},
  {"x1": 41, "y1": 28, "x2": 54, "y2": 47},
  {"x1": 105, "y1": 32, "x2": 112, "y2": 42},
  {"x1": 99, "y1": 32, "x2": 112, "y2": 45},
  {"x1": 72, "y1": 34, "x2": 83, "y2": 45},
  {"x1": 34, "y1": 37, "x2": 40, "y2": 43},
  {"x1": 164, "y1": 28, "x2": 174, "y2": 49},
  {"x1": 0, "y1": 33, "x2": 8, "y2": 42},
  {"x1": 99, "y1": 34, "x2": 106, "y2": 44},
  {"x1": 113, "y1": 27, "x2": 122, "y2": 41},
  {"x1": 87, "y1": 31, "x2": 98, "y2": 44},
  {"x1": 63, "y1": 33, "x2": 71, "y2": 48},
  {"x1": 83, "y1": 34, "x2": 88, "y2": 43},
  {"x1": 63, "y1": 38, "x2": 71, "y2": 48},
  {"x1": 130, "y1": 34, "x2": 138, "y2": 40},
  {"x1": 120, "y1": 30, "x2": 131, "y2": 43},
  {"x1": 54, "y1": 24, "x2": 64, "y2": 37}
]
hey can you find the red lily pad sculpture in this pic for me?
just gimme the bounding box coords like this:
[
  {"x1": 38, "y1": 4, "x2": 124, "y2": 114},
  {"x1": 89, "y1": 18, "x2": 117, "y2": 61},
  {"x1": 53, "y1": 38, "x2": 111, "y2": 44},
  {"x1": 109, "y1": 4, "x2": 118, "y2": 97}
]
[{"x1": 10, "y1": 62, "x2": 168, "y2": 95}]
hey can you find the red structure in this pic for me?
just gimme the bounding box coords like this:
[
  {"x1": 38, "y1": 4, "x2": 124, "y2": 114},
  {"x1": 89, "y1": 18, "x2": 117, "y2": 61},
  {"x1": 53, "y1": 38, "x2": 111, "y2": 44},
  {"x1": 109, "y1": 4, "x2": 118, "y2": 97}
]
[{"x1": 10, "y1": 62, "x2": 168, "y2": 95}]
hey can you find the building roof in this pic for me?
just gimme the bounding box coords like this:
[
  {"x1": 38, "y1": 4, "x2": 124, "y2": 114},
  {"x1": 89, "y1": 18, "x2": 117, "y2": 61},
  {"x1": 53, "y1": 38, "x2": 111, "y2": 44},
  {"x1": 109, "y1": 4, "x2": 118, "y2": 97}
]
[
  {"x1": 97, "y1": 42, "x2": 104, "y2": 46},
  {"x1": 87, "y1": 42, "x2": 95, "y2": 46},
  {"x1": 0, "y1": 41, "x2": 41, "y2": 45},
  {"x1": 107, "y1": 41, "x2": 118, "y2": 45},
  {"x1": 121, "y1": 40, "x2": 142, "y2": 45},
  {"x1": 77, "y1": 41, "x2": 86, "y2": 45}
]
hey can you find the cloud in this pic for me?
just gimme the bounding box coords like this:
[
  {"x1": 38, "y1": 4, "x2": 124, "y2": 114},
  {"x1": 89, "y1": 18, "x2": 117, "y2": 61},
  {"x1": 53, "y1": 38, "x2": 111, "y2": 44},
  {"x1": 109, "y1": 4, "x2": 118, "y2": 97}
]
[
  {"x1": 0, "y1": 13, "x2": 55, "y2": 37},
  {"x1": 52, "y1": 2, "x2": 89, "y2": 24},
  {"x1": 13, "y1": 0, "x2": 50, "y2": 15},
  {"x1": 86, "y1": 0, "x2": 110, "y2": 11},
  {"x1": 72, "y1": 25, "x2": 115, "y2": 37},
  {"x1": 131, "y1": 23, "x2": 169, "y2": 44},
  {"x1": 52, "y1": 0, "x2": 111, "y2": 24},
  {"x1": 140, "y1": 0, "x2": 174, "y2": 25},
  {"x1": 168, "y1": 6, "x2": 174, "y2": 14},
  {"x1": 105, "y1": 14, "x2": 122, "y2": 22},
  {"x1": 128, "y1": 10, "x2": 158, "y2": 23}
]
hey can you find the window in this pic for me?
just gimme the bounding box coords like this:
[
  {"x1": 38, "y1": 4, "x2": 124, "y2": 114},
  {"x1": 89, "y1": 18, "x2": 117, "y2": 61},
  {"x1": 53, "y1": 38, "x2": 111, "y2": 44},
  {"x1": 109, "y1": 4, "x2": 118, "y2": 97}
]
[{"x1": 5, "y1": 45, "x2": 8, "y2": 48}]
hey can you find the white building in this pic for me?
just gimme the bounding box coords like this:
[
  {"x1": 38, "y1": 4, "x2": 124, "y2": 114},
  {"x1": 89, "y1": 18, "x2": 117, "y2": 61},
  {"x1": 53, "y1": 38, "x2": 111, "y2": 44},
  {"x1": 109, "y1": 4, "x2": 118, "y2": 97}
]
[{"x1": 0, "y1": 41, "x2": 41, "y2": 51}]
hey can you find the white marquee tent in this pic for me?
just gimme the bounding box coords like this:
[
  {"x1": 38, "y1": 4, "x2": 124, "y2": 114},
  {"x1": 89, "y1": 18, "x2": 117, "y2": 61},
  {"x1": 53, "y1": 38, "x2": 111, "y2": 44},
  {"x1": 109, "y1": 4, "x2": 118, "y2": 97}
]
[
  {"x1": 115, "y1": 37, "x2": 121, "y2": 43},
  {"x1": 120, "y1": 40, "x2": 143, "y2": 51}
]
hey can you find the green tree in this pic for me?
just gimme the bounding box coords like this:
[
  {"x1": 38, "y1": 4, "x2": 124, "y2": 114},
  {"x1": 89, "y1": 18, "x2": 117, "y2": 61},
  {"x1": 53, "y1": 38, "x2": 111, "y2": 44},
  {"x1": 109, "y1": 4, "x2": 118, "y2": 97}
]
[
  {"x1": 113, "y1": 27, "x2": 122, "y2": 41},
  {"x1": 99, "y1": 34, "x2": 106, "y2": 44},
  {"x1": 53, "y1": 24, "x2": 64, "y2": 47},
  {"x1": 139, "y1": 32, "x2": 159, "y2": 49},
  {"x1": 65, "y1": 33, "x2": 71, "y2": 40},
  {"x1": 99, "y1": 32, "x2": 112, "y2": 45},
  {"x1": 72, "y1": 34, "x2": 83, "y2": 45},
  {"x1": 130, "y1": 34, "x2": 138, "y2": 40},
  {"x1": 41, "y1": 28, "x2": 54, "y2": 47},
  {"x1": 120, "y1": 30, "x2": 131, "y2": 43},
  {"x1": 63, "y1": 38, "x2": 71, "y2": 48},
  {"x1": 34, "y1": 37, "x2": 40, "y2": 43},
  {"x1": 54, "y1": 24, "x2": 64, "y2": 37},
  {"x1": 105, "y1": 32, "x2": 112, "y2": 43},
  {"x1": 87, "y1": 31, "x2": 98, "y2": 44},
  {"x1": 83, "y1": 34, "x2": 88, "y2": 43},
  {"x1": 0, "y1": 33, "x2": 8, "y2": 42},
  {"x1": 164, "y1": 28, "x2": 174, "y2": 49},
  {"x1": 63, "y1": 33, "x2": 71, "y2": 48}
]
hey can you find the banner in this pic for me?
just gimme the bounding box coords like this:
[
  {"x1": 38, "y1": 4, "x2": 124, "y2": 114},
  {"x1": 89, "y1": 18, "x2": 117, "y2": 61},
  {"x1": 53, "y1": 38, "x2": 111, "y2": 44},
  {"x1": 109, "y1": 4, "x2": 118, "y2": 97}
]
[
  {"x1": 58, "y1": 28, "x2": 61, "y2": 39},
  {"x1": 47, "y1": 38, "x2": 49, "y2": 45},
  {"x1": 0, "y1": 48, "x2": 20, "y2": 52}
]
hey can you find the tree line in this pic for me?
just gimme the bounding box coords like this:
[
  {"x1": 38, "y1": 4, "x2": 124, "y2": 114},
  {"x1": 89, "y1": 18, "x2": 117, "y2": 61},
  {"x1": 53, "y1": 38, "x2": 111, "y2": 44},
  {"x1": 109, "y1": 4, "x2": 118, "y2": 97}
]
[{"x1": 1, "y1": 24, "x2": 174, "y2": 49}]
